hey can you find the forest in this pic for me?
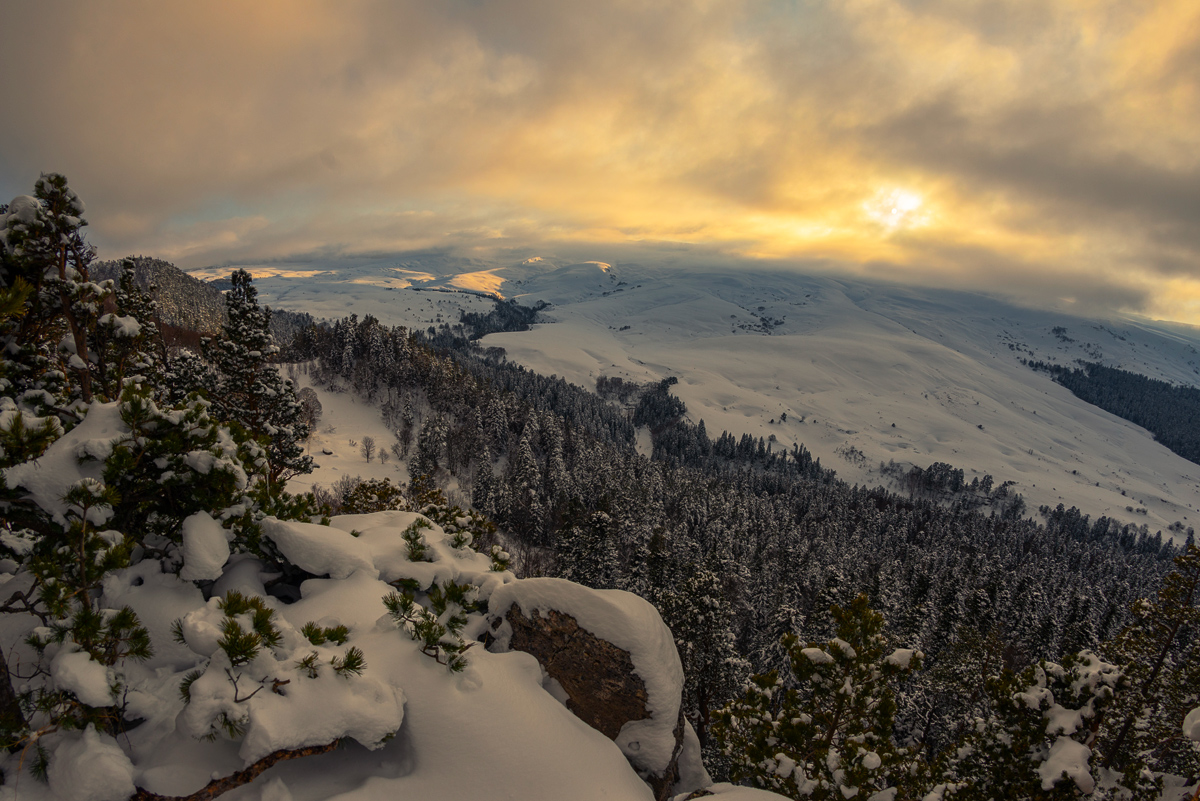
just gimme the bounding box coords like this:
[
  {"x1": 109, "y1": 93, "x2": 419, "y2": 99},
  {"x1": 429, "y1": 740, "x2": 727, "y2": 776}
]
[
  {"x1": 1028, "y1": 360, "x2": 1200, "y2": 466},
  {"x1": 292, "y1": 297, "x2": 1198, "y2": 796}
]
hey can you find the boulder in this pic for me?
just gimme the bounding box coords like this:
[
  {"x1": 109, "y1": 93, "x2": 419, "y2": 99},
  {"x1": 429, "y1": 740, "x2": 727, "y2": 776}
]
[{"x1": 486, "y1": 578, "x2": 700, "y2": 800}]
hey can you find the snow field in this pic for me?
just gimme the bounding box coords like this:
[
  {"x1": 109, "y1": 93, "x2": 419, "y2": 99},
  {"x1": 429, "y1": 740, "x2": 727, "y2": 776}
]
[{"x1": 237, "y1": 256, "x2": 1200, "y2": 538}]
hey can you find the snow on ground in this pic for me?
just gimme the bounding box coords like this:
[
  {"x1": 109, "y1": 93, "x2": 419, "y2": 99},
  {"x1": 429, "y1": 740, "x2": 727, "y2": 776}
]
[
  {"x1": 286, "y1": 372, "x2": 409, "y2": 498},
  {"x1": 0, "y1": 507, "x2": 665, "y2": 801},
  {"x1": 484, "y1": 262, "x2": 1200, "y2": 539},
  {"x1": 190, "y1": 259, "x2": 500, "y2": 331},
  {"x1": 200, "y1": 258, "x2": 1200, "y2": 539}
]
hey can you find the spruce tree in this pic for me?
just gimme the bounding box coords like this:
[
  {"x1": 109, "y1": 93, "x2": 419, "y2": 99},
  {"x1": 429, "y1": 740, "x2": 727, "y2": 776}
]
[
  {"x1": 201, "y1": 269, "x2": 312, "y2": 488},
  {"x1": 660, "y1": 563, "x2": 747, "y2": 769},
  {"x1": 713, "y1": 595, "x2": 926, "y2": 800}
]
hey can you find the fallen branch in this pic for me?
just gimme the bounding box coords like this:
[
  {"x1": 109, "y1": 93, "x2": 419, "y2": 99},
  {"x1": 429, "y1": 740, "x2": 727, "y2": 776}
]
[{"x1": 132, "y1": 739, "x2": 342, "y2": 801}]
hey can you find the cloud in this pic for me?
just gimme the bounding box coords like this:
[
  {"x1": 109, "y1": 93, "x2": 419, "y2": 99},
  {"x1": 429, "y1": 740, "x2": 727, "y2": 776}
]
[{"x1": 1, "y1": 0, "x2": 1197, "y2": 320}]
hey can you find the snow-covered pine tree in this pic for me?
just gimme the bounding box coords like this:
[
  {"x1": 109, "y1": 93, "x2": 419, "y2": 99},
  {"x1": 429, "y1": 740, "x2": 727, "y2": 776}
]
[
  {"x1": 201, "y1": 268, "x2": 312, "y2": 488},
  {"x1": 936, "y1": 650, "x2": 1126, "y2": 801},
  {"x1": 713, "y1": 594, "x2": 926, "y2": 800},
  {"x1": 91, "y1": 258, "x2": 165, "y2": 402},
  {"x1": 660, "y1": 562, "x2": 747, "y2": 771},
  {"x1": 0, "y1": 174, "x2": 104, "y2": 408},
  {"x1": 408, "y1": 413, "x2": 447, "y2": 486},
  {"x1": 1098, "y1": 542, "x2": 1200, "y2": 786},
  {"x1": 505, "y1": 428, "x2": 544, "y2": 541},
  {"x1": 556, "y1": 502, "x2": 619, "y2": 589}
]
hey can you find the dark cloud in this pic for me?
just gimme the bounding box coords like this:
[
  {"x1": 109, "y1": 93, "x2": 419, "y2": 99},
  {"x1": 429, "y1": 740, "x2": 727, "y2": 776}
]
[{"x1": 867, "y1": 96, "x2": 1200, "y2": 265}]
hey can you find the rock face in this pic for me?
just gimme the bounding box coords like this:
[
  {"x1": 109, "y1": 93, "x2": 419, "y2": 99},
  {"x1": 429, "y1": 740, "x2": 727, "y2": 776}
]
[
  {"x1": 486, "y1": 578, "x2": 695, "y2": 801},
  {"x1": 503, "y1": 604, "x2": 652, "y2": 739}
]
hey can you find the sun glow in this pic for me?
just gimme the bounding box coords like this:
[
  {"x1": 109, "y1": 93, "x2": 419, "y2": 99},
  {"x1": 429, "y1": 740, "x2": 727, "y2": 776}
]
[{"x1": 864, "y1": 188, "x2": 928, "y2": 232}]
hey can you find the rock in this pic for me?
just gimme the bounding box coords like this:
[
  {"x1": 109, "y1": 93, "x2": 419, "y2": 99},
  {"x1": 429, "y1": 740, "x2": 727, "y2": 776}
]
[{"x1": 487, "y1": 578, "x2": 688, "y2": 800}]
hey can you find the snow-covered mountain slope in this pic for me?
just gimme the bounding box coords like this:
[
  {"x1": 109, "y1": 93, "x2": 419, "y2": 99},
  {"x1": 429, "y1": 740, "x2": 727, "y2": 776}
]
[{"x1": 205, "y1": 259, "x2": 1200, "y2": 539}]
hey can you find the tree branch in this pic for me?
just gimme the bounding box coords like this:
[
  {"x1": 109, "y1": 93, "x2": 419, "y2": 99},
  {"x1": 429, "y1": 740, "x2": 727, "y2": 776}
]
[{"x1": 132, "y1": 739, "x2": 342, "y2": 801}]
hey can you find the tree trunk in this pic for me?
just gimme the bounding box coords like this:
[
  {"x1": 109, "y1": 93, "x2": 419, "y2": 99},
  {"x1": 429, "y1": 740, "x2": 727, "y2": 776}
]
[{"x1": 0, "y1": 645, "x2": 26, "y2": 744}]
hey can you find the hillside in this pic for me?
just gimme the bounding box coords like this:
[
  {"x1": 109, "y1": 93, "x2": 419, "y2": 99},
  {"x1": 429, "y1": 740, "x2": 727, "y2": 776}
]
[{"x1": 214, "y1": 257, "x2": 1200, "y2": 538}]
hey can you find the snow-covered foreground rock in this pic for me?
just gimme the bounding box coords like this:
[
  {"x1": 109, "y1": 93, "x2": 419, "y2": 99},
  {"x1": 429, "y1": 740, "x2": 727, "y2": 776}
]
[{"x1": 0, "y1": 507, "x2": 727, "y2": 801}]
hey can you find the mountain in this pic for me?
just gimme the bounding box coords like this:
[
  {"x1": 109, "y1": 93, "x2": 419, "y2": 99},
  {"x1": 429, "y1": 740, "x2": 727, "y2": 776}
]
[
  {"x1": 199, "y1": 258, "x2": 1200, "y2": 539},
  {"x1": 94, "y1": 256, "x2": 226, "y2": 332},
  {"x1": 93, "y1": 257, "x2": 318, "y2": 345}
]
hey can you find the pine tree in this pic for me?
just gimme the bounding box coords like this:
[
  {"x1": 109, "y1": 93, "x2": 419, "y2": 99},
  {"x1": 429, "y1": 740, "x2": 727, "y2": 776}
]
[
  {"x1": 506, "y1": 429, "x2": 544, "y2": 541},
  {"x1": 713, "y1": 595, "x2": 926, "y2": 800},
  {"x1": 0, "y1": 174, "x2": 103, "y2": 407},
  {"x1": 660, "y1": 562, "x2": 747, "y2": 770},
  {"x1": 938, "y1": 650, "x2": 1125, "y2": 801},
  {"x1": 557, "y1": 506, "x2": 620, "y2": 589},
  {"x1": 472, "y1": 444, "x2": 496, "y2": 517},
  {"x1": 91, "y1": 258, "x2": 165, "y2": 402},
  {"x1": 201, "y1": 269, "x2": 312, "y2": 487},
  {"x1": 1098, "y1": 543, "x2": 1200, "y2": 784},
  {"x1": 409, "y1": 413, "x2": 447, "y2": 485}
]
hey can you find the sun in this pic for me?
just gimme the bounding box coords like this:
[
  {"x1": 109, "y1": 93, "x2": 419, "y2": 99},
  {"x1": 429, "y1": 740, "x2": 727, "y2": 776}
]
[{"x1": 864, "y1": 188, "x2": 928, "y2": 231}]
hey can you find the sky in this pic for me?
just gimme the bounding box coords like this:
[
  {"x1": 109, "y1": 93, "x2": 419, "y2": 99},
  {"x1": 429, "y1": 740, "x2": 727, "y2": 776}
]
[{"x1": 1, "y1": 0, "x2": 1198, "y2": 322}]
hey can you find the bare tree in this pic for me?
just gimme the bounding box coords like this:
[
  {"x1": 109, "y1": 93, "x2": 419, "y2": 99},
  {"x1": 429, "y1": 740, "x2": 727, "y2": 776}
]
[
  {"x1": 379, "y1": 449, "x2": 390, "y2": 465},
  {"x1": 360, "y1": 435, "x2": 376, "y2": 463}
]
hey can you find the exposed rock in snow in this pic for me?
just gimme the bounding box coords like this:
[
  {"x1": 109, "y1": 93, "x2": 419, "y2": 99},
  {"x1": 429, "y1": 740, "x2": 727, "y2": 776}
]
[{"x1": 488, "y1": 577, "x2": 685, "y2": 799}]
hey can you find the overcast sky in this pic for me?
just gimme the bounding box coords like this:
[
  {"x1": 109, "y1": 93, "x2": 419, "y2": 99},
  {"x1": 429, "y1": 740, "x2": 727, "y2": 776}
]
[{"x1": 2, "y1": 1, "x2": 1197, "y2": 322}]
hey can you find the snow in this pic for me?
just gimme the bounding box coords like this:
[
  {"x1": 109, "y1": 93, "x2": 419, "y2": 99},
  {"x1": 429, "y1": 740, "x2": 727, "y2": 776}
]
[
  {"x1": 1, "y1": 402, "x2": 123, "y2": 527},
  {"x1": 179, "y1": 511, "x2": 230, "y2": 581},
  {"x1": 0, "y1": 510, "x2": 668, "y2": 800},
  {"x1": 284, "y1": 375, "x2": 413, "y2": 499},
  {"x1": 99, "y1": 313, "x2": 142, "y2": 337},
  {"x1": 1185, "y1": 706, "x2": 1200, "y2": 741},
  {"x1": 885, "y1": 648, "x2": 919, "y2": 669},
  {"x1": 230, "y1": 258, "x2": 1200, "y2": 538},
  {"x1": 0, "y1": 374, "x2": 773, "y2": 800},
  {"x1": 50, "y1": 650, "x2": 114, "y2": 707},
  {"x1": 263, "y1": 517, "x2": 376, "y2": 580},
  {"x1": 487, "y1": 577, "x2": 684, "y2": 778},
  {"x1": 1037, "y1": 736, "x2": 1094, "y2": 793},
  {"x1": 802, "y1": 647, "x2": 834, "y2": 665},
  {"x1": 676, "y1": 720, "x2": 713, "y2": 792},
  {"x1": 177, "y1": 646, "x2": 405, "y2": 765},
  {"x1": 46, "y1": 726, "x2": 136, "y2": 801}
]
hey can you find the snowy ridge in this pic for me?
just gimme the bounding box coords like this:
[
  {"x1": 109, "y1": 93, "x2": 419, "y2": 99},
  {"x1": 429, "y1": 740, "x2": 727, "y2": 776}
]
[{"x1": 229, "y1": 258, "x2": 1200, "y2": 538}]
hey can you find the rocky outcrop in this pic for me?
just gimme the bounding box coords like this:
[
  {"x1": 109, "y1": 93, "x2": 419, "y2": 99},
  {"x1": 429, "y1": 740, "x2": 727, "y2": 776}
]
[{"x1": 486, "y1": 578, "x2": 702, "y2": 800}]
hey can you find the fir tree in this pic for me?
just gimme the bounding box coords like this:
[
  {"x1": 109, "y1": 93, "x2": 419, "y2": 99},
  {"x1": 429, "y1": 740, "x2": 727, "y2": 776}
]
[
  {"x1": 713, "y1": 595, "x2": 926, "y2": 800},
  {"x1": 201, "y1": 269, "x2": 312, "y2": 487},
  {"x1": 660, "y1": 562, "x2": 747, "y2": 770}
]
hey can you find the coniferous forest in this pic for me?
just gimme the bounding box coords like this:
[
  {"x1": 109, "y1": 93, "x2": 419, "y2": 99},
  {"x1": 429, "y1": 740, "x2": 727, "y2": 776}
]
[
  {"x1": 2, "y1": 176, "x2": 1198, "y2": 800},
  {"x1": 296, "y1": 293, "x2": 1199, "y2": 796},
  {"x1": 1028, "y1": 360, "x2": 1200, "y2": 467}
]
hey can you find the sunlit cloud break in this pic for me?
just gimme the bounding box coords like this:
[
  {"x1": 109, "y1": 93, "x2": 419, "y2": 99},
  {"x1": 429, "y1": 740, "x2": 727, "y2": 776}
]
[{"x1": 0, "y1": 0, "x2": 1198, "y2": 322}]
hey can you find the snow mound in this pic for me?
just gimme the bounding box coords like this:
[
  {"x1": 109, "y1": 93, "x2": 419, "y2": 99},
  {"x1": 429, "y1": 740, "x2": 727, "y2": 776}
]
[
  {"x1": 47, "y1": 726, "x2": 136, "y2": 801},
  {"x1": 50, "y1": 650, "x2": 115, "y2": 707},
  {"x1": 1185, "y1": 706, "x2": 1200, "y2": 741},
  {"x1": 179, "y1": 511, "x2": 230, "y2": 581}
]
